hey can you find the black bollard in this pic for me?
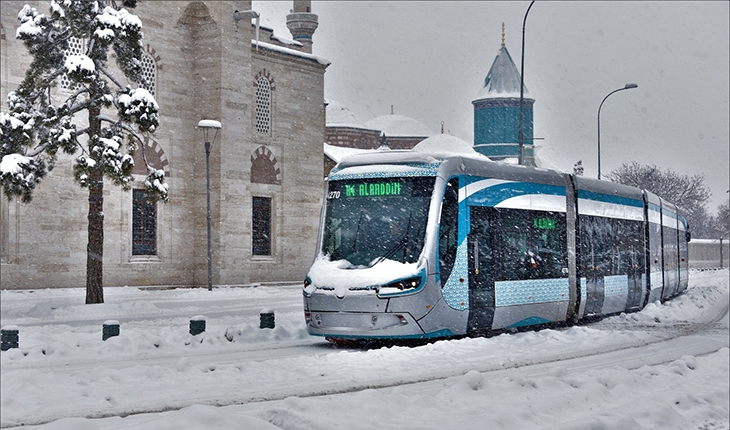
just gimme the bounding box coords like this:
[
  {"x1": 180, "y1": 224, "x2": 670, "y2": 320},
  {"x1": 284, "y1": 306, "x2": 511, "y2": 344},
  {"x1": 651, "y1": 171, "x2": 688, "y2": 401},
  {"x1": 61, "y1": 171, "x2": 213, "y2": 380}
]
[
  {"x1": 260, "y1": 309, "x2": 275, "y2": 329},
  {"x1": 189, "y1": 315, "x2": 206, "y2": 336},
  {"x1": 1, "y1": 325, "x2": 19, "y2": 351},
  {"x1": 102, "y1": 320, "x2": 120, "y2": 341}
]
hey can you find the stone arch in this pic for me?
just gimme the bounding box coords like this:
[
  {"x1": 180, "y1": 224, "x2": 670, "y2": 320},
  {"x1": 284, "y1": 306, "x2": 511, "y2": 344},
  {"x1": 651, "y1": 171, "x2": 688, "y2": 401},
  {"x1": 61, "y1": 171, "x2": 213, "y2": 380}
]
[
  {"x1": 133, "y1": 137, "x2": 169, "y2": 177},
  {"x1": 254, "y1": 69, "x2": 276, "y2": 91},
  {"x1": 251, "y1": 146, "x2": 281, "y2": 185}
]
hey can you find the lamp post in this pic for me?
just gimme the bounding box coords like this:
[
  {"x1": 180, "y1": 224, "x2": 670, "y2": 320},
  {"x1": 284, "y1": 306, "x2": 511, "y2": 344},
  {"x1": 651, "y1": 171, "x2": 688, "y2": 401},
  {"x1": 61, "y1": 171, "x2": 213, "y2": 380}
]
[
  {"x1": 597, "y1": 83, "x2": 637, "y2": 180},
  {"x1": 197, "y1": 119, "x2": 221, "y2": 291},
  {"x1": 518, "y1": 0, "x2": 535, "y2": 166}
]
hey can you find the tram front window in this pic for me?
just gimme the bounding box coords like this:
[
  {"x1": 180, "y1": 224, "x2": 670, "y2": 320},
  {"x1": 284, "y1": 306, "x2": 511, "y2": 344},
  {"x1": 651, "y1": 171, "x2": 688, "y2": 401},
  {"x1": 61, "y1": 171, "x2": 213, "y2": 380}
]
[{"x1": 322, "y1": 177, "x2": 435, "y2": 267}]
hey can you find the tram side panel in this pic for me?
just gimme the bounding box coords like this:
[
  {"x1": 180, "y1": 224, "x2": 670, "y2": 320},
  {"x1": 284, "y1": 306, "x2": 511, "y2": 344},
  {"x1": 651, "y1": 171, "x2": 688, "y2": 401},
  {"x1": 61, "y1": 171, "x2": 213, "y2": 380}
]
[
  {"x1": 677, "y1": 210, "x2": 691, "y2": 294},
  {"x1": 573, "y1": 177, "x2": 646, "y2": 317},
  {"x1": 644, "y1": 191, "x2": 664, "y2": 304},
  {"x1": 661, "y1": 201, "x2": 680, "y2": 300}
]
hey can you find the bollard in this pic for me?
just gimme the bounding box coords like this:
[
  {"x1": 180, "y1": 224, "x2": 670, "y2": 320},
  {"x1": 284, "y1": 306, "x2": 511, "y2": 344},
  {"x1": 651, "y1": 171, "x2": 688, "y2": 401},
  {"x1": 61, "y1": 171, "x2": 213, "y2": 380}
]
[
  {"x1": 260, "y1": 309, "x2": 275, "y2": 329},
  {"x1": 1, "y1": 325, "x2": 19, "y2": 351},
  {"x1": 102, "y1": 320, "x2": 120, "y2": 341},
  {"x1": 189, "y1": 315, "x2": 206, "y2": 336}
]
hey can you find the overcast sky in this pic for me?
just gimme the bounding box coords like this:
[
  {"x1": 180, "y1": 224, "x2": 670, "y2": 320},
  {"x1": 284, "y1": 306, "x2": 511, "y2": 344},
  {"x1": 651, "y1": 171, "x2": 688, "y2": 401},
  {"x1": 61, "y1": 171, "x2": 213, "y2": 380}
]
[{"x1": 253, "y1": 1, "x2": 729, "y2": 212}]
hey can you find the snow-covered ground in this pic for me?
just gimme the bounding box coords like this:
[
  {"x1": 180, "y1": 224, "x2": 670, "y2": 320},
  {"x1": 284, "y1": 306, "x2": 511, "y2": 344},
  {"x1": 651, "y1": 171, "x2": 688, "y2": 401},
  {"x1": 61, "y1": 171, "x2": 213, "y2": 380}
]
[{"x1": 1, "y1": 270, "x2": 728, "y2": 430}]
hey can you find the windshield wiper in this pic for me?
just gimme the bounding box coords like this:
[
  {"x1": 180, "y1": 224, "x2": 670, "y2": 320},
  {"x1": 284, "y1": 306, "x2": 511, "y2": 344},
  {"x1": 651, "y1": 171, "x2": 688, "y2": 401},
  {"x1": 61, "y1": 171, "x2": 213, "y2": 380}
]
[{"x1": 370, "y1": 211, "x2": 413, "y2": 267}]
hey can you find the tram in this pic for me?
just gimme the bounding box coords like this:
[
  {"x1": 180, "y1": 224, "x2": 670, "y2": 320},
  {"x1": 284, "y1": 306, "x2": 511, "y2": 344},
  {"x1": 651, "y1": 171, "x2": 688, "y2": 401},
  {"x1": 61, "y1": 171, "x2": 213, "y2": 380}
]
[{"x1": 303, "y1": 140, "x2": 690, "y2": 341}]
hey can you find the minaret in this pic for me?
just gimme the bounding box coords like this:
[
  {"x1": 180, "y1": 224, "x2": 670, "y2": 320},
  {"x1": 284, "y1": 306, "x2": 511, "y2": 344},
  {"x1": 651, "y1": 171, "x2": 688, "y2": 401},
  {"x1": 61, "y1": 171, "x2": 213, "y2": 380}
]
[
  {"x1": 286, "y1": 1, "x2": 318, "y2": 54},
  {"x1": 472, "y1": 23, "x2": 536, "y2": 165}
]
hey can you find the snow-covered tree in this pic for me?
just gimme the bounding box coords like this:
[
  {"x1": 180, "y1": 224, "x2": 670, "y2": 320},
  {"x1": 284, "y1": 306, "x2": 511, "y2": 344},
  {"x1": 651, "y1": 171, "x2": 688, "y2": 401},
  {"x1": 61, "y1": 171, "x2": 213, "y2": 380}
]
[
  {"x1": 0, "y1": 0, "x2": 168, "y2": 304},
  {"x1": 717, "y1": 199, "x2": 729, "y2": 240},
  {"x1": 606, "y1": 162, "x2": 713, "y2": 238},
  {"x1": 573, "y1": 160, "x2": 584, "y2": 176}
]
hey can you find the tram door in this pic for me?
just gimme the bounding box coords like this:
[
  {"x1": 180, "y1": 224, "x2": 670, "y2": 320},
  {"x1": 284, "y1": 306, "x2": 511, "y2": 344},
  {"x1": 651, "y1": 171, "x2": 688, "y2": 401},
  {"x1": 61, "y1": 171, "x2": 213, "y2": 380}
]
[
  {"x1": 625, "y1": 222, "x2": 645, "y2": 310},
  {"x1": 467, "y1": 207, "x2": 495, "y2": 336},
  {"x1": 582, "y1": 217, "x2": 605, "y2": 315}
]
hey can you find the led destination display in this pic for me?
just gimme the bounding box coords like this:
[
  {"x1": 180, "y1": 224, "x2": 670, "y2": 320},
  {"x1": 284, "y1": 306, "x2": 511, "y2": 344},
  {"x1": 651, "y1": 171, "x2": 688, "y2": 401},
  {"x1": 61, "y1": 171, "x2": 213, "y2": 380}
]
[
  {"x1": 327, "y1": 178, "x2": 434, "y2": 200},
  {"x1": 345, "y1": 182, "x2": 401, "y2": 197}
]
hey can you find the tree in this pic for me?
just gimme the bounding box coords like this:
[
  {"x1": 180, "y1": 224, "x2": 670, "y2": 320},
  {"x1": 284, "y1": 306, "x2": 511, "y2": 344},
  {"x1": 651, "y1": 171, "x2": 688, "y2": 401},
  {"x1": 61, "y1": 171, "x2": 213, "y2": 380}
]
[
  {"x1": 717, "y1": 199, "x2": 729, "y2": 240},
  {"x1": 606, "y1": 162, "x2": 713, "y2": 237},
  {"x1": 0, "y1": 1, "x2": 168, "y2": 303},
  {"x1": 573, "y1": 160, "x2": 584, "y2": 176}
]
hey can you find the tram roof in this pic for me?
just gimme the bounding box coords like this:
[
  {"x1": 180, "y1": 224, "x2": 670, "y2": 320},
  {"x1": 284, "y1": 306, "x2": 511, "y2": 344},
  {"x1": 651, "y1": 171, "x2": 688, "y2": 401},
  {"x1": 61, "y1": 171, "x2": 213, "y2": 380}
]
[{"x1": 573, "y1": 175, "x2": 645, "y2": 202}]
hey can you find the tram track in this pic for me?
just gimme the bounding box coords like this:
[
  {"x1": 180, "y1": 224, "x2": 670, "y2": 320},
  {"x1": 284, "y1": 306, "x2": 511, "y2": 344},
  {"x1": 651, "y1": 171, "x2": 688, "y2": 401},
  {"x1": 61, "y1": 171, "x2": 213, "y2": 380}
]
[
  {"x1": 2, "y1": 274, "x2": 727, "y2": 428},
  {"x1": 9, "y1": 293, "x2": 726, "y2": 429}
]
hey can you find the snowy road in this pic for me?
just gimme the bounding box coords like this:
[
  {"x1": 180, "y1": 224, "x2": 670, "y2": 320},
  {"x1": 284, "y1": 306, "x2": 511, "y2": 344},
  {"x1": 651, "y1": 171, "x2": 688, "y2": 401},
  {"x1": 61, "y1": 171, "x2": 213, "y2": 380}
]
[{"x1": 1, "y1": 270, "x2": 728, "y2": 429}]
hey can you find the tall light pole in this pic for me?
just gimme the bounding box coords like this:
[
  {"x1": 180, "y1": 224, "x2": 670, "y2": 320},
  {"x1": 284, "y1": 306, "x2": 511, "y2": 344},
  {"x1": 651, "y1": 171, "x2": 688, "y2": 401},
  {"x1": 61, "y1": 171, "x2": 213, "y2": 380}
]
[
  {"x1": 597, "y1": 83, "x2": 637, "y2": 180},
  {"x1": 518, "y1": 0, "x2": 535, "y2": 166},
  {"x1": 197, "y1": 119, "x2": 221, "y2": 291}
]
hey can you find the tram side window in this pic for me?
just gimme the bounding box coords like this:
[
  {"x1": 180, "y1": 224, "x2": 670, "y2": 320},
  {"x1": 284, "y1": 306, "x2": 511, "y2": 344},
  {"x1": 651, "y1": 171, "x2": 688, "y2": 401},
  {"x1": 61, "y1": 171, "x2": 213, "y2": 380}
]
[
  {"x1": 438, "y1": 179, "x2": 459, "y2": 283},
  {"x1": 497, "y1": 209, "x2": 566, "y2": 281},
  {"x1": 579, "y1": 216, "x2": 643, "y2": 276}
]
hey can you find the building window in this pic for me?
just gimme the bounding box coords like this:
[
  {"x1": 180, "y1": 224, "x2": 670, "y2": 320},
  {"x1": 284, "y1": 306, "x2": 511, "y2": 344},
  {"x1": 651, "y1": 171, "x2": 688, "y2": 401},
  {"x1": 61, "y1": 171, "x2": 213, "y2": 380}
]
[
  {"x1": 255, "y1": 76, "x2": 271, "y2": 135},
  {"x1": 60, "y1": 37, "x2": 85, "y2": 90},
  {"x1": 252, "y1": 197, "x2": 271, "y2": 256},
  {"x1": 132, "y1": 189, "x2": 157, "y2": 255},
  {"x1": 139, "y1": 50, "x2": 157, "y2": 96}
]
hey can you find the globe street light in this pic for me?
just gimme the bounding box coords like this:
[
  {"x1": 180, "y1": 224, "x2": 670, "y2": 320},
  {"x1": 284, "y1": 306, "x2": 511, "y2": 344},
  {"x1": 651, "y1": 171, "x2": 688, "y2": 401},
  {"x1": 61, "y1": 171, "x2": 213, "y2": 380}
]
[
  {"x1": 197, "y1": 119, "x2": 221, "y2": 291},
  {"x1": 597, "y1": 83, "x2": 638, "y2": 180}
]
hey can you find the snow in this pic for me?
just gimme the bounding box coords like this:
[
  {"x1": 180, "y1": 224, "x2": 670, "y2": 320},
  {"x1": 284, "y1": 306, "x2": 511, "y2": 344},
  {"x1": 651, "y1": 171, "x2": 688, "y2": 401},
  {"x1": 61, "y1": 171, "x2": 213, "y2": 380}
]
[
  {"x1": 412, "y1": 133, "x2": 484, "y2": 158},
  {"x1": 196, "y1": 120, "x2": 222, "y2": 129},
  {"x1": 0, "y1": 154, "x2": 31, "y2": 175},
  {"x1": 323, "y1": 142, "x2": 368, "y2": 164},
  {"x1": 307, "y1": 254, "x2": 421, "y2": 297},
  {"x1": 64, "y1": 55, "x2": 96, "y2": 77},
  {"x1": 1, "y1": 270, "x2": 728, "y2": 429},
  {"x1": 325, "y1": 100, "x2": 367, "y2": 128},
  {"x1": 253, "y1": 40, "x2": 331, "y2": 66},
  {"x1": 364, "y1": 114, "x2": 432, "y2": 137}
]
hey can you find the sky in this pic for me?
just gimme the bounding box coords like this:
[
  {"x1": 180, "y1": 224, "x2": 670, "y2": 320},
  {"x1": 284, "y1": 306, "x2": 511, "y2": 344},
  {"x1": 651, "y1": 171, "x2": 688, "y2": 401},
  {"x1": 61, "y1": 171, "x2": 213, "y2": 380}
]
[
  {"x1": 1, "y1": 270, "x2": 728, "y2": 428},
  {"x1": 252, "y1": 1, "x2": 729, "y2": 213}
]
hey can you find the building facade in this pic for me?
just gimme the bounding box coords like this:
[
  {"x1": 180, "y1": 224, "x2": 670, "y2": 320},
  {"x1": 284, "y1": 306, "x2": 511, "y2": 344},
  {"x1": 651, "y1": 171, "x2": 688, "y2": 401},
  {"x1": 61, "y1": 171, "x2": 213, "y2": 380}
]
[{"x1": 1, "y1": 1, "x2": 328, "y2": 289}]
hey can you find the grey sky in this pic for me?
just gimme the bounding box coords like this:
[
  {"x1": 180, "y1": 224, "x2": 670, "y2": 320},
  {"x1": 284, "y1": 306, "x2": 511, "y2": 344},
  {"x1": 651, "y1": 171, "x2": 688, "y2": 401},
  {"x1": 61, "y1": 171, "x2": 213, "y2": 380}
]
[{"x1": 254, "y1": 1, "x2": 729, "y2": 212}]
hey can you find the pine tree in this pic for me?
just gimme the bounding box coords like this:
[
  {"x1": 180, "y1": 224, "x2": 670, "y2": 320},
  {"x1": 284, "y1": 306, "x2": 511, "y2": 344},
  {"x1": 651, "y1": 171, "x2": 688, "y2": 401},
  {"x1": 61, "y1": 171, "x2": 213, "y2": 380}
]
[{"x1": 0, "y1": 0, "x2": 167, "y2": 303}]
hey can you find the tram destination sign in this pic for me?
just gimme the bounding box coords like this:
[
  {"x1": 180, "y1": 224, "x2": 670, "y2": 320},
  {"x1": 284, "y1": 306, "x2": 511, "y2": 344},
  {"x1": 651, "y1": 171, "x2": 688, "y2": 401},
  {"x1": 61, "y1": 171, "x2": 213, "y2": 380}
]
[{"x1": 328, "y1": 180, "x2": 404, "y2": 199}]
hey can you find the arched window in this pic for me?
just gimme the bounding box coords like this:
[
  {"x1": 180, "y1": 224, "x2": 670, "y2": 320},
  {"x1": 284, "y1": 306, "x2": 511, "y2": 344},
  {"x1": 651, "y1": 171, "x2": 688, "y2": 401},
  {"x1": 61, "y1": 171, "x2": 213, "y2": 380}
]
[
  {"x1": 139, "y1": 50, "x2": 157, "y2": 96},
  {"x1": 255, "y1": 76, "x2": 271, "y2": 135},
  {"x1": 60, "y1": 37, "x2": 85, "y2": 91}
]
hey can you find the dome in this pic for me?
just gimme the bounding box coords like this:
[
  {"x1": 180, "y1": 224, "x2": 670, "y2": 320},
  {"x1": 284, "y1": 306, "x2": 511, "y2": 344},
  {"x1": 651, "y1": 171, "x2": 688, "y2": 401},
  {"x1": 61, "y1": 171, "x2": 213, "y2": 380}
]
[
  {"x1": 363, "y1": 114, "x2": 432, "y2": 137},
  {"x1": 412, "y1": 134, "x2": 482, "y2": 158},
  {"x1": 326, "y1": 100, "x2": 365, "y2": 128}
]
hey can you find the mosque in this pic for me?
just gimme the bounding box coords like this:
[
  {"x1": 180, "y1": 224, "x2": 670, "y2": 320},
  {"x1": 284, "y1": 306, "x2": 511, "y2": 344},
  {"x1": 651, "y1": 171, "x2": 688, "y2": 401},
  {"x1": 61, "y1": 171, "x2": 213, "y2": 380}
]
[
  {"x1": 1, "y1": 1, "x2": 535, "y2": 290},
  {"x1": 325, "y1": 23, "x2": 536, "y2": 166}
]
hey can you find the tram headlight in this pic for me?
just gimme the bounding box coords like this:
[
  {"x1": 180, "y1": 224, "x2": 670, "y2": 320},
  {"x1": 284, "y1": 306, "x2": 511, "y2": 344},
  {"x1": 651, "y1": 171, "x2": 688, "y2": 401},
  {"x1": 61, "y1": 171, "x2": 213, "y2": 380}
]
[
  {"x1": 303, "y1": 277, "x2": 316, "y2": 296},
  {"x1": 381, "y1": 275, "x2": 422, "y2": 291}
]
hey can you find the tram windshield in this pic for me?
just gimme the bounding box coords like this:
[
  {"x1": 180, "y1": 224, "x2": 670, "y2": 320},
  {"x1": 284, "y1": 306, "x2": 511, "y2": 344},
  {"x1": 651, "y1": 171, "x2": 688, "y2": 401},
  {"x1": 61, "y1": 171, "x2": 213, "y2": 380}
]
[{"x1": 322, "y1": 177, "x2": 435, "y2": 267}]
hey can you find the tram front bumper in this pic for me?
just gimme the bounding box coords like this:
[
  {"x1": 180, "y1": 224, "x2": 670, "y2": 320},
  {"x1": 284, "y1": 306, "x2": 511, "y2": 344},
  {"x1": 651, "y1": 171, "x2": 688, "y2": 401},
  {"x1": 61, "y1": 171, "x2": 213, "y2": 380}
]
[{"x1": 305, "y1": 311, "x2": 425, "y2": 339}]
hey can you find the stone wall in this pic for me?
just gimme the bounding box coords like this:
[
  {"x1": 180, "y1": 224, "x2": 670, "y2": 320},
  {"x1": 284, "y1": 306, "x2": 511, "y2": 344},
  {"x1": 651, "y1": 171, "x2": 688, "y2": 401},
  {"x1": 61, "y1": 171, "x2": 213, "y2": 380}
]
[{"x1": 0, "y1": 1, "x2": 327, "y2": 289}]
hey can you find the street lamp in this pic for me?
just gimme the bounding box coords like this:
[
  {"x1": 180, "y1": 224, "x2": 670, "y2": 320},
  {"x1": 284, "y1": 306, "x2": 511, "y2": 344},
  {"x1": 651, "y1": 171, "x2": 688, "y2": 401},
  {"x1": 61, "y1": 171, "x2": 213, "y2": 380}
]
[
  {"x1": 597, "y1": 83, "x2": 638, "y2": 180},
  {"x1": 197, "y1": 119, "x2": 221, "y2": 291},
  {"x1": 518, "y1": 0, "x2": 535, "y2": 166}
]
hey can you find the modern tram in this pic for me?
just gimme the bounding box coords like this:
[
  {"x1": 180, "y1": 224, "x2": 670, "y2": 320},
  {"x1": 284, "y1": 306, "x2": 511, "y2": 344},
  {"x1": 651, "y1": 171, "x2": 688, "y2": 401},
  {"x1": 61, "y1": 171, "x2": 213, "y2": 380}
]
[{"x1": 303, "y1": 146, "x2": 690, "y2": 341}]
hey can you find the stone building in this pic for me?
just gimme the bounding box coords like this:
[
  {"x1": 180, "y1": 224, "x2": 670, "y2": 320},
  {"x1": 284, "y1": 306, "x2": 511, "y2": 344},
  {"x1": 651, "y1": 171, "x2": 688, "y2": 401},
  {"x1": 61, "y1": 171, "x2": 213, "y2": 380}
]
[
  {"x1": 0, "y1": 1, "x2": 328, "y2": 289},
  {"x1": 323, "y1": 101, "x2": 432, "y2": 175}
]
